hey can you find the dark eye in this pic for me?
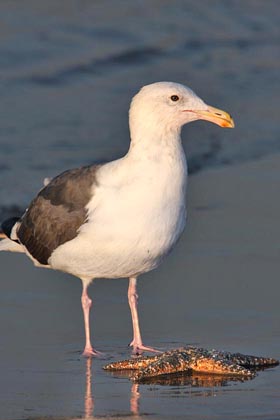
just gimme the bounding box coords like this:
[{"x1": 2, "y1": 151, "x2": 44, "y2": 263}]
[{"x1": 171, "y1": 95, "x2": 179, "y2": 102}]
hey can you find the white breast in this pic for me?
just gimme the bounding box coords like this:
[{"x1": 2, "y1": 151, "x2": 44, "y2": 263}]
[{"x1": 49, "y1": 143, "x2": 187, "y2": 279}]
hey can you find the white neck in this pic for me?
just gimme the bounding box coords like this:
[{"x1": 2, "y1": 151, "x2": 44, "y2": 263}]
[{"x1": 127, "y1": 115, "x2": 184, "y2": 163}]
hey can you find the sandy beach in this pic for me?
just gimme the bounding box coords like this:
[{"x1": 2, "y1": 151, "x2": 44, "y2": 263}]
[
  {"x1": 0, "y1": 152, "x2": 279, "y2": 419},
  {"x1": 0, "y1": 1, "x2": 279, "y2": 419},
  {"x1": 0, "y1": 0, "x2": 279, "y2": 208}
]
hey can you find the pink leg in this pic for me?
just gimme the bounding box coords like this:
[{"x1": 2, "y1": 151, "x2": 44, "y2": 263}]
[
  {"x1": 128, "y1": 277, "x2": 161, "y2": 354},
  {"x1": 81, "y1": 282, "x2": 101, "y2": 357}
]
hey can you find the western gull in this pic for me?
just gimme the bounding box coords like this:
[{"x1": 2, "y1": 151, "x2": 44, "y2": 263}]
[{"x1": 0, "y1": 82, "x2": 234, "y2": 356}]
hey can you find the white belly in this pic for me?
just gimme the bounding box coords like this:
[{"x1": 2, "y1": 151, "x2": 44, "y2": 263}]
[{"x1": 49, "y1": 152, "x2": 187, "y2": 280}]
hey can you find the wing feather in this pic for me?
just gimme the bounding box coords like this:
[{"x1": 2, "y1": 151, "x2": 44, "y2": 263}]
[{"x1": 18, "y1": 165, "x2": 100, "y2": 265}]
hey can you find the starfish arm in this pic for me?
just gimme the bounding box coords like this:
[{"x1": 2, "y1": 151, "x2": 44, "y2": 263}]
[
  {"x1": 132, "y1": 350, "x2": 192, "y2": 381},
  {"x1": 223, "y1": 352, "x2": 279, "y2": 368},
  {"x1": 103, "y1": 355, "x2": 158, "y2": 371},
  {"x1": 188, "y1": 356, "x2": 254, "y2": 376}
]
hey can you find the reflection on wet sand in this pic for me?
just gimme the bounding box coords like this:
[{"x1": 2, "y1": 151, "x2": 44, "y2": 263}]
[
  {"x1": 83, "y1": 359, "x2": 249, "y2": 419},
  {"x1": 83, "y1": 358, "x2": 141, "y2": 418},
  {"x1": 84, "y1": 358, "x2": 94, "y2": 419},
  {"x1": 130, "y1": 383, "x2": 140, "y2": 417},
  {"x1": 107, "y1": 368, "x2": 254, "y2": 387},
  {"x1": 31, "y1": 352, "x2": 278, "y2": 420}
]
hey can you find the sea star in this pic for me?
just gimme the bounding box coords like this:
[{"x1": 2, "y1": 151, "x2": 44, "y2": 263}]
[{"x1": 103, "y1": 346, "x2": 279, "y2": 382}]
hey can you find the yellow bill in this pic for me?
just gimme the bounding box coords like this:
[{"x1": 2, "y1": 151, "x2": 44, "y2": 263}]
[{"x1": 196, "y1": 105, "x2": 235, "y2": 128}]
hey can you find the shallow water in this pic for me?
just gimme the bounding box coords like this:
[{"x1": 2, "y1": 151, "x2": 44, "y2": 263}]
[{"x1": 0, "y1": 1, "x2": 279, "y2": 419}]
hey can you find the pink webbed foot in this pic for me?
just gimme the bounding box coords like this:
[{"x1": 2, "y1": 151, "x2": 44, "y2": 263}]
[
  {"x1": 130, "y1": 341, "x2": 162, "y2": 355},
  {"x1": 82, "y1": 346, "x2": 103, "y2": 358}
]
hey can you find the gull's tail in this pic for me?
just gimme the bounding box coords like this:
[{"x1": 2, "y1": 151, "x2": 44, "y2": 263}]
[{"x1": 0, "y1": 217, "x2": 25, "y2": 253}]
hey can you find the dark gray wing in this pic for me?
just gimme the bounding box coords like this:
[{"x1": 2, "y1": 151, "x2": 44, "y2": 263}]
[{"x1": 17, "y1": 165, "x2": 100, "y2": 265}]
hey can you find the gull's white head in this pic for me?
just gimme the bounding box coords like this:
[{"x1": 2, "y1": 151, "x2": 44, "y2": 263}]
[{"x1": 129, "y1": 82, "x2": 234, "y2": 140}]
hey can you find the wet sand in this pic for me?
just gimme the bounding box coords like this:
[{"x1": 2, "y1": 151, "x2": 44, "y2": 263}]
[
  {"x1": 0, "y1": 0, "x2": 279, "y2": 208},
  {"x1": 0, "y1": 153, "x2": 279, "y2": 419}
]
